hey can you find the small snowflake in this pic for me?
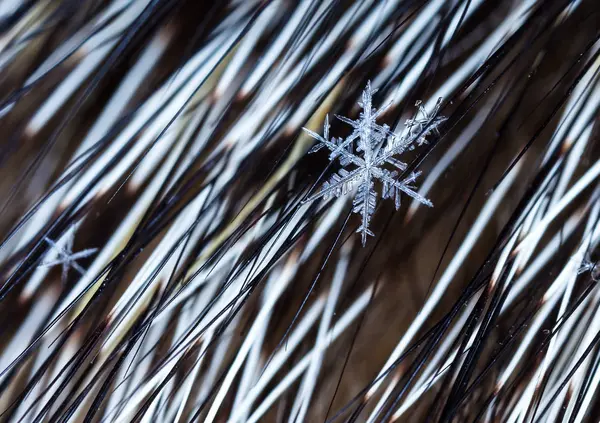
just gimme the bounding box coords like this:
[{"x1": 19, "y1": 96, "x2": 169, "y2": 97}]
[
  {"x1": 302, "y1": 81, "x2": 446, "y2": 245},
  {"x1": 405, "y1": 98, "x2": 445, "y2": 146},
  {"x1": 578, "y1": 258, "x2": 600, "y2": 281},
  {"x1": 40, "y1": 231, "x2": 97, "y2": 284}
]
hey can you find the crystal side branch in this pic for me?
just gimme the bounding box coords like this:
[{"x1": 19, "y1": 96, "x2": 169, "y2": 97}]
[{"x1": 302, "y1": 81, "x2": 446, "y2": 246}]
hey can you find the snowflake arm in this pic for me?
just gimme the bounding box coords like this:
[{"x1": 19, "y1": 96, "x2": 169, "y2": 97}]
[
  {"x1": 304, "y1": 168, "x2": 362, "y2": 203},
  {"x1": 303, "y1": 114, "x2": 331, "y2": 153},
  {"x1": 330, "y1": 81, "x2": 395, "y2": 159},
  {"x1": 303, "y1": 115, "x2": 364, "y2": 168},
  {"x1": 352, "y1": 176, "x2": 377, "y2": 246},
  {"x1": 377, "y1": 169, "x2": 433, "y2": 209},
  {"x1": 405, "y1": 97, "x2": 447, "y2": 146}
]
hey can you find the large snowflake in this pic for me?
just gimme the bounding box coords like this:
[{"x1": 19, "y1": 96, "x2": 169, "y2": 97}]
[{"x1": 302, "y1": 81, "x2": 446, "y2": 245}]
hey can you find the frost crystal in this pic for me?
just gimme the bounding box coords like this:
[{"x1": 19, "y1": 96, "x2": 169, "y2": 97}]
[
  {"x1": 578, "y1": 258, "x2": 600, "y2": 281},
  {"x1": 302, "y1": 81, "x2": 446, "y2": 245},
  {"x1": 40, "y1": 231, "x2": 97, "y2": 284},
  {"x1": 405, "y1": 98, "x2": 445, "y2": 146}
]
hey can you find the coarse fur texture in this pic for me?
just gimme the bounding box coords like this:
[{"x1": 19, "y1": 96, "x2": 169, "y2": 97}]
[{"x1": 0, "y1": 0, "x2": 600, "y2": 422}]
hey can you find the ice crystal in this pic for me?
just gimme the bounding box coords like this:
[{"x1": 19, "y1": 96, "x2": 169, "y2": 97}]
[
  {"x1": 40, "y1": 231, "x2": 97, "y2": 284},
  {"x1": 405, "y1": 98, "x2": 445, "y2": 146},
  {"x1": 302, "y1": 81, "x2": 446, "y2": 245},
  {"x1": 578, "y1": 258, "x2": 600, "y2": 281}
]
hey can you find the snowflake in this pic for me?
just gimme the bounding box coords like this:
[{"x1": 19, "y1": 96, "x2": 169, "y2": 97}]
[
  {"x1": 40, "y1": 231, "x2": 97, "y2": 284},
  {"x1": 302, "y1": 81, "x2": 446, "y2": 245},
  {"x1": 405, "y1": 98, "x2": 446, "y2": 146},
  {"x1": 578, "y1": 258, "x2": 600, "y2": 281}
]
